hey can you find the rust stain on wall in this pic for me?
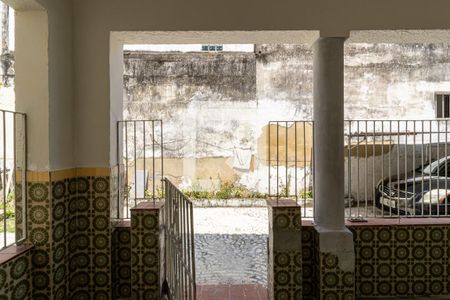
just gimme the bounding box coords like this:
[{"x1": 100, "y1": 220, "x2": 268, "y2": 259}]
[{"x1": 257, "y1": 123, "x2": 313, "y2": 167}]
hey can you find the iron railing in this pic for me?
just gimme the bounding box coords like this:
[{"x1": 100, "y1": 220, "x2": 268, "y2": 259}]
[
  {"x1": 163, "y1": 178, "x2": 196, "y2": 300},
  {"x1": 267, "y1": 121, "x2": 314, "y2": 217},
  {"x1": 0, "y1": 110, "x2": 26, "y2": 250},
  {"x1": 116, "y1": 120, "x2": 164, "y2": 219},
  {"x1": 346, "y1": 119, "x2": 450, "y2": 218},
  {"x1": 268, "y1": 119, "x2": 450, "y2": 219}
]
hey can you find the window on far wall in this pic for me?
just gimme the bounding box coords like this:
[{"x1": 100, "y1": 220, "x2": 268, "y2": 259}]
[
  {"x1": 436, "y1": 93, "x2": 450, "y2": 118},
  {"x1": 201, "y1": 44, "x2": 223, "y2": 52}
]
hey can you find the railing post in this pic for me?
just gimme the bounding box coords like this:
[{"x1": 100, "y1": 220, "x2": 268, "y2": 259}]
[
  {"x1": 267, "y1": 199, "x2": 302, "y2": 300},
  {"x1": 130, "y1": 201, "x2": 164, "y2": 299}
]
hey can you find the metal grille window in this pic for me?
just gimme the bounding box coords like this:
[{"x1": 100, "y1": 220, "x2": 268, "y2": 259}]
[
  {"x1": 0, "y1": 110, "x2": 26, "y2": 249},
  {"x1": 436, "y1": 93, "x2": 450, "y2": 118},
  {"x1": 201, "y1": 44, "x2": 223, "y2": 52}
]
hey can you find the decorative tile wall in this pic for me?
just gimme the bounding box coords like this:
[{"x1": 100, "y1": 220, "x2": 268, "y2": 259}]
[
  {"x1": 130, "y1": 202, "x2": 162, "y2": 299},
  {"x1": 311, "y1": 226, "x2": 355, "y2": 300},
  {"x1": 267, "y1": 200, "x2": 302, "y2": 300},
  {"x1": 71, "y1": 175, "x2": 112, "y2": 300},
  {"x1": 112, "y1": 223, "x2": 132, "y2": 299},
  {"x1": 0, "y1": 247, "x2": 33, "y2": 300},
  {"x1": 350, "y1": 224, "x2": 450, "y2": 297},
  {"x1": 301, "y1": 226, "x2": 316, "y2": 299},
  {"x1": 27, "y1": 179, "x2": 54, "y2": 299}
]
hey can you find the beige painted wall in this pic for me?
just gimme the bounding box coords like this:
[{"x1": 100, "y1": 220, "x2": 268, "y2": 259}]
[{"x1": 10, "y1": 0, "x2": 73, "y2": 171}]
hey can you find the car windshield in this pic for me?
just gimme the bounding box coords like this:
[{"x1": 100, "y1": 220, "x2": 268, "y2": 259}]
[{"x1": 420, "y1": 157, "x2": 447, "y2": 175}]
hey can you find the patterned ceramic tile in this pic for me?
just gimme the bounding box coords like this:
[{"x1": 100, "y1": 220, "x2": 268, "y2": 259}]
[
  {"x1": 313, "y1": 228, "x2": 355, "y2": 300},
  {"x1": 350, "y1": 225, "x2": 450, "y2": 297},
  {"x1": 0, "y1": 249, "x2": 32, "y2": 300},
  {"x1": 267, "y1": 202, "x2": 302, "y2": 300},
  {"x1": 302, "y1": 226, "x2": 316, "y2": 299},
  {"x1": 27, "y1": 180, "x2": 53, "y2": 299},
  {"x1": 112, "y1": 225, "x2": 132, "y2": 299},
  {"x1": 130, "y1": 206, "x2": 161, "y2": 299},
  {"x1": 70, "y1": 175, "x2": 112, "y2": 300}
]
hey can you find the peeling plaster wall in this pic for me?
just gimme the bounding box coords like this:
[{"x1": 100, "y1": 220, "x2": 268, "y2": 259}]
[{"x1": 124, "y1": 43, "x2": 450, "y2": 193}]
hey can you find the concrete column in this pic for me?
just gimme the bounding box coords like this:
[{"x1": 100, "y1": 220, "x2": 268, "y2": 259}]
[
  {"x1": 312, "y1": 36, "x2": 355, "y2": 299},
  {"x1": 313, "y1": 37, "x2": 346, "y2": 231}
]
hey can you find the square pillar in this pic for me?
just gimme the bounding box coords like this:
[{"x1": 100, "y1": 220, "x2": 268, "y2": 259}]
[
  {"x1": 267, "y1": 199, "x2": 302, "y2": 300},
  {"x1": 130, "y1": 201, "x2": 163, "y2": 300}
]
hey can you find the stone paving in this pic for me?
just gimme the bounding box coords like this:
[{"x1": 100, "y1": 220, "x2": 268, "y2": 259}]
[{"x1": 194, "y1": 207, "x2": 269, "y2": 286}]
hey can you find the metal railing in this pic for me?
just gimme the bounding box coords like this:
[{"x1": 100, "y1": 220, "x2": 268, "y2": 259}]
[
  {"x1": 163, "y1": 178, "x2": 196, "y2": 300},
  {"x1": 0, "y1": 110, "x2": 26, "y2": 249},
  {"x1": 346, "y1": 119, "x2": 450, "y2": 218},
  {"x1": 268, "y1": 119, "x2": 450, "y2": 219},
  {"x1": 267, "y1": 121, "x2": 314, "y2": 217},
  {"x1": 116, "y1": 120, "x2": 164, "y2": 219}
]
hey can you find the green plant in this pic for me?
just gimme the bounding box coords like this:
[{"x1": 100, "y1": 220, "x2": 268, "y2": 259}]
[
  {"x1": 299, "y1": 189, "x2": 313, "y2": 199},
  {"x1": 180, "y1": 181, "x2": 268, "y2": 200}
]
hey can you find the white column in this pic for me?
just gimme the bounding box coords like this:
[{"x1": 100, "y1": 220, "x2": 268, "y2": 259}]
[{"x1": 313, "y1": 37, "x2": 346, "y2": 231}]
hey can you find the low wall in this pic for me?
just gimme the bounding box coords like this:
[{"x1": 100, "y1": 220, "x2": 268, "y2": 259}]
[{"x1": 303, "y1": 219, "x2": 450, "y2": 298}]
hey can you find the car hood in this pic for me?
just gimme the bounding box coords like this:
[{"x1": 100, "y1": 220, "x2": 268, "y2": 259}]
[{"x1": 381, "y1": 171, "x2": 439, "y2": 187}]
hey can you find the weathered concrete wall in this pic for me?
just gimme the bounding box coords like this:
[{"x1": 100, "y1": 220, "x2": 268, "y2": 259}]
[{"x1": 123, "y1": 43, "x2": 450, "y2": 193}]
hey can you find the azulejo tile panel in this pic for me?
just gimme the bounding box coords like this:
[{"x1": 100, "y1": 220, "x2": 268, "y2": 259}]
[
  {"x1": 0, "y1": 249, "x2": 32, "y2": 300},
  {"x1": 312, "y1": 227, "x2": 355, "y2": 300},
  {"x1": 27, "y1": 180, "x2": 53, "y2": 299},
  {"x1": 301, "y1": 226, "x2": 316, "y2": 299},
  {"x1": 350, "y1": 225, "x2": 450, "y2": 297},
  {"x1": 112, "y1": 225, "x2": 132, "y2": 299},
  {"x1": 267, "y1": 202, "x2": 302, "y2": 300},
  {"x1": 70, "y1": 175, "x2": 112, "y2": 300},
  {"x1": 130, "y1": 207, "x2": 161, "y2": 300}
]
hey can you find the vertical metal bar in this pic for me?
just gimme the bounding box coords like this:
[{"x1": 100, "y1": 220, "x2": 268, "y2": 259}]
[
  {"x1": 161, "y1": 120, "x2": 164, "y2": 199},
  {"x1": 356, "y1": 121, "x2": 360, "y2": 217},
  {"x1": 117, "y1": 121, "x2": 120, "y2": 219},
  {"x1": 413, "y1": 121, "x2": 416, "y2": 216},
  {"x1": 286, "y1": 121, "x2": 288, "y2": 198},
  {"x1": 302, "y1": 121, "x2": 306, "y2": 212},
  {"x1": 446, "y1": 119, "x2": 448, "y2": 216},
  {"x1": 437, "y1": 120, "x2": 440, "y2": 217},
  {"x1": 23, "y1": 114, "x2": 27, "y2": 240},
  {"x1": 397, "y1": 120, "x2": 400, "y2": 217},
  {"x1": 12, "y1": 113, "x2": 16, "y2": 243},
  {"x1": 294, "y1": 121, "x2": 298, "y2": 206},
  {"x1": 372, "y1": 120, "x2": 376, "y2": 217},
  {"x1": 312, "y1": 121, "x2": 315, "y2": 219},
  {"x1": 348, "y1": 121, "x2": 352, "y2": 219},
  {"x1": 389, "y1": 120, "x2": 392, "y2": 217},
  {"x1": 143, "y1": 121, "x2": 146, "y2": 199},
  {"x1": 276, "y1": 122, "x2": 279, "y2": 203},
  {"x1": 3, "y1": 111, "x2": 6, "y2": 247},
  {"x1": 153, "y1": 120, "x2": 156, "y2": 204},
  {"x1": 404, "y1": 121, "x2": 408, "y2": 216},
  {"x1": 125, "y1": 122, "x2": 129, "y2": 218},
  {"x1": 190, "y1": 201, "x2": 196, "y2": 299},
  {"x1": 421, "y1": 120, "x2": 424, "y2": 216},
  {"x1": 429, "y1": 120, "x2": 432, "y2": 216},
  {"x1": 364, "y1": 120, "x2": 368, "y2": 217},
  {"x1": 381, "y1": 121, "x2": 385, "y2": 218},
  {"x1": 134, "y1": 121, "x2": 137, "y2": 208},
  {"x1": 268, "y1": 122, "x2": 271, "y2": 197}
]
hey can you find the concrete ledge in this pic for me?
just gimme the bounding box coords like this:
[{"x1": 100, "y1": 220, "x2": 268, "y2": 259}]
[{"x1": 130, "y1": 200, "x2": 164, "y2": 210}]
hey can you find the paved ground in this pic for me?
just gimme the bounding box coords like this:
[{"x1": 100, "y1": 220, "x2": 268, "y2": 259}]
[
  {"x1": 197, "y1": 284, "x2": 268, "y2": 300},
  {"x1": 194, "y1": 207, "x2": 269, "y2": 286}
]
